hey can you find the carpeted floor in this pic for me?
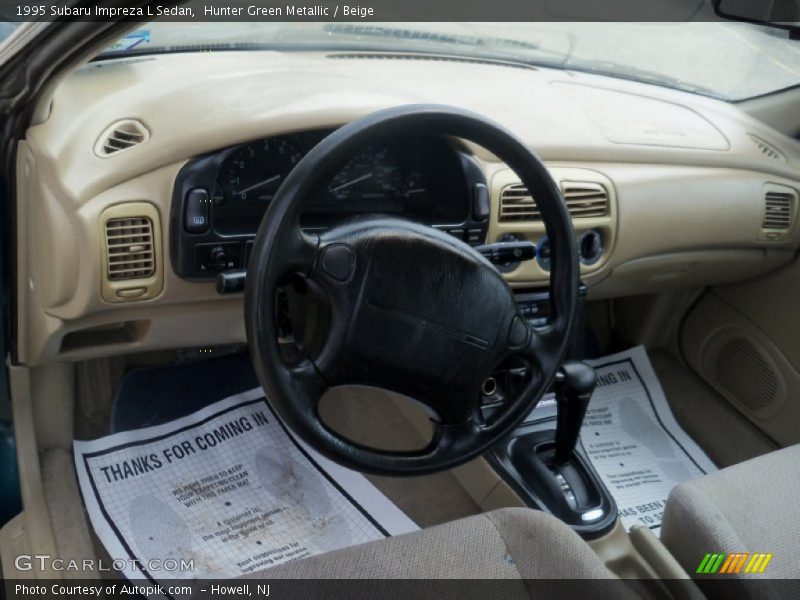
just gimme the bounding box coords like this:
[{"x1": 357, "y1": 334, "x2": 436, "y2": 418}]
[
  {"x1": 649, "y1": 350, "x2": 777, "y2": 468},
  {"x1": 61, "y1": 346, "x2": 779, "y2": 570}
]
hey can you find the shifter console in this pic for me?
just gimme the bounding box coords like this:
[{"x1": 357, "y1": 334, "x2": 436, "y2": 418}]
[
  {"x1": 489, "y1": 362, "x2": 617, "y2": 537},
  {"x1": 487, "y1": 289, "x2": 617, "y2": 538},
  {"x1": 499, "y1": 428, "x2": 615, "y2": 533}
]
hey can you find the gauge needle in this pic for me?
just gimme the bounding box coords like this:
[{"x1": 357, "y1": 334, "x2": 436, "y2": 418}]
[
  {"x1": 330, "y1": 173, "x2": 372, "y2": 193},
  {"x1": 236, "y1": 174, "x2": 281, "y2": 196}
]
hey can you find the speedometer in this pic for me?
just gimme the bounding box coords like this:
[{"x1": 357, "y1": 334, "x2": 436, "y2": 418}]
[
  {"x1": 219, "y1": 137, "x2": 303, "y2": 205},
  {"x1": 328, "y1": 145, "x2": 402, "y2": 201}
]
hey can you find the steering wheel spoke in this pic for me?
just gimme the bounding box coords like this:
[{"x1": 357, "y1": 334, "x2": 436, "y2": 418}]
[
  {"x1": 518, "y1": 322, "x2": 563, "y2": 373},
  {"x1": 288, "y1": 358, "x2": 329, "y2": 406},
  {"x1": 279, "y1": 229, "x2": 320, "y2": 278}
]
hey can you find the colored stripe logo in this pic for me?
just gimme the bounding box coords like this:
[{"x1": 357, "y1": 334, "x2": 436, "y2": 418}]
[{"x1": 696, "y1": 552, "x2": 773, "y2": 574}]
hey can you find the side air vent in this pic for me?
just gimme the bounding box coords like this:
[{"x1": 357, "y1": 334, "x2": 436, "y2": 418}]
[
  {"x1": 748, "y1": 134, "x2": 786, "y2": 163},
  {"x1": 762, "y1": 192, "x2": 794, "y2": 230},
  {"x1": 759, "y1": 185, "x2": 798, "y2": 245},
  {"x1": 100, "y1": 203, "x2": 163, "y2": 303},
  {"x1": 105, "y1": 217, "x2": 154, "y2": 280},
  {"x1": 94, "y1": 119, "x2": 149, "y2": 158},
  {"x1": 499, "y1": 181, "x2": 609, "y2": 222}
]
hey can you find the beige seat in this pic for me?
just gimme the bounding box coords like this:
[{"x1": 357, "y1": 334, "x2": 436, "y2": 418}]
[
  {"x1": 662, "y1": 445, "x2": 800, "y2": 600},
  {"x1": 246, "y1": 508, "x2": 637, "y2": 599}
]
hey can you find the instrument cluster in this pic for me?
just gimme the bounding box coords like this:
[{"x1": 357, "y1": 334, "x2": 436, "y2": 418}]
[{"x1": 171, "y1": 129, "x2": 489, "y2": 280}]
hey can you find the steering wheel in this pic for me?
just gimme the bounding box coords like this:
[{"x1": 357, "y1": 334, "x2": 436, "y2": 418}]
[{"x1": 245, "y1": 105, "x2": 579, "y2": 476}]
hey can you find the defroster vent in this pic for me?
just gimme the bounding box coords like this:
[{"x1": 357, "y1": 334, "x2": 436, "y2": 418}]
[{"x1": 95, "y1": 119, "x2": 149, "y2": 157}]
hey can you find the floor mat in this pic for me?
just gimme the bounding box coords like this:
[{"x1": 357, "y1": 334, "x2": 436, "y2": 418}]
[
  {"x1": 583, "y1": 346, "x2": 717, "y2": 535},
  {"x1": 111, "y1": 352, "x2": 260, "y2": 433},
  {"x1": 74, "y1": 387, "x2": 418, "y2": 585}
]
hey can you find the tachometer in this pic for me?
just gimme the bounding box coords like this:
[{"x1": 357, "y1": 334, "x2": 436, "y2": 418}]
[{"x1": 219, "y1": 137, "x2": 303, "y2": 205}]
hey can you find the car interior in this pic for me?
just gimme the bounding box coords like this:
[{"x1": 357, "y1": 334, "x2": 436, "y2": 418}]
[{"x1": 1, "y1": 14, "x2": 800, "y2": 600}]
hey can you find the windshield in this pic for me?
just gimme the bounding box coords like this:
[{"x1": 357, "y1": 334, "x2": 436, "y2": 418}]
[
  {"x1": 0, "y1": 21, "x2": 20, "y2": 42},
  {"x1": 4, "y1": 21, "x2": 798, "y2": 101},
  {"x1": 95, "y1": 22, "x2": 800, "y2": 101}
]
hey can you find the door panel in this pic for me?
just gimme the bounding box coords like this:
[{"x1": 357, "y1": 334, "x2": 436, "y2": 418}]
[{"x1": 681, "y1": 259, "x2": 800, "y2": 446}]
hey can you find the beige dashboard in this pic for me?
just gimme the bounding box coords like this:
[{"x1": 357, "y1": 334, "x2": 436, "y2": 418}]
[{"x1": 14, "y1": 50, "x2": 800, "y2": 366}]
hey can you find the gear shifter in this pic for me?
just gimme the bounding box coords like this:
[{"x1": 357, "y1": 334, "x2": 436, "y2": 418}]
[
  {"x1": 489, "y1": 358, "x2": 615, "y2": 535},
  {"x1": 552, "y1": 361, "x2": 597, "y2": 465}
]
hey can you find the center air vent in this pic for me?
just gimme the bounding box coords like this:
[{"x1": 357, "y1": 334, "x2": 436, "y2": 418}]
[
  {"x1": 561, "y1": 181, "x2": 609, "y2": 218},
  {"x1": 94, "y1": 119, "x2": 149, "y2": 158},
  {"x1": 499, "y1": 183, "x2": 539, "y2": 221},
  {"x1": 105, "y1": 217, "x2": 154, "y2": 280},
  {"x1": 100, "y1": 203, "x2": 163, "y2": 303},
  {"x1": 499, "y1": 181, "x2": 609, "y2": 222}
]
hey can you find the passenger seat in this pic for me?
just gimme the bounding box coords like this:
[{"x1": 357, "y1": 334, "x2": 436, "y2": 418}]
[{"x1": 662, "y1": 444, "x2": 800, "y2": 599}]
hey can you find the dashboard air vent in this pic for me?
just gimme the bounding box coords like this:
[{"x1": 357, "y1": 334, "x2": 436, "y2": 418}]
[
  {"x1": 105, "y1": 217, "x2": 155, "y2": 280},
  {"x1": 499, "y1": 184, "x2": 539, "y2": 221},
  {"x1": 561, "y1": 181, "x2": 609, "y2": 218},
  {"x1": 499, "y1": 181, "x2": 609, "y2": 222},
  {"x1": 748, "y1": 134, "x2": 786, "y2": 162},
  {"x1": 762, "y1": 190, "x2": 795, "y2": 231},
  {"x1": 95, "y1": 119, "x2": 149, "y2": 158},
  {"x1": 100, "y1": 202, "x2": 163, "y2": 303}
]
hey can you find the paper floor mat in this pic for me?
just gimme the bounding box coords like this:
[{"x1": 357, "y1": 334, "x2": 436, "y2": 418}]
[
  {"x1": 583, "y1": 346, "x2": 717, "y2": 534},
  {"x1": 75, "y1": 388, "x2": 417, "y2": 585}
]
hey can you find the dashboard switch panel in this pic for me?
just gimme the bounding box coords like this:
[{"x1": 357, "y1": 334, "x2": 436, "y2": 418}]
[
  {"x1": 472, "y1": 183, "x2": 491, "y2": 221},
  {"x1": 447, "y1": 228, "x2": 465, "y2": 241},
  {"x1": 184, "y1": 188, "x2": 210, "y2": 233},
  {"x1": 466, "y1": 228, "x2": 485, "y2": 245},
  {"x1": 195, "y1": 242, "x2": 243, "y2": 274}
]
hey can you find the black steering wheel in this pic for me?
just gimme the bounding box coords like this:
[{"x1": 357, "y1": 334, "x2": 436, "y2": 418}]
[{"x1": 245, "y1": 105, "x2": 579, "y2": 476}]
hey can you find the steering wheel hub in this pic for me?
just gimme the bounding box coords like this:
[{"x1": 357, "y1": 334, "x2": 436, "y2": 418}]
[{"x1": 313, "y1": 219, "x2": 520, "y2": 424}]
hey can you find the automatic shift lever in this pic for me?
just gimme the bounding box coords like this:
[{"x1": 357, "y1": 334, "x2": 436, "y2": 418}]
[
  {"x1": 488, "y1": 359, "x2": 614, "y2": 534},
  {"x1": 552, "y1": 361, "x2": 597, "y2": 465}
]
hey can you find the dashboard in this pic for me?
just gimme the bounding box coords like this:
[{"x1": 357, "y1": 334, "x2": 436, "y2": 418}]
[
  {"x1": 171, "y1": 131, "x2": 487, "y2": 278},
  {"x1": 14, "y1": 50, "x2": 800, "y2": 365}
]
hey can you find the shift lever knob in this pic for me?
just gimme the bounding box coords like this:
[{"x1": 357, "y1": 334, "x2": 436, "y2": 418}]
[{"x1": 552, "y1": 361, "x2": 597, "y2": 465}]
